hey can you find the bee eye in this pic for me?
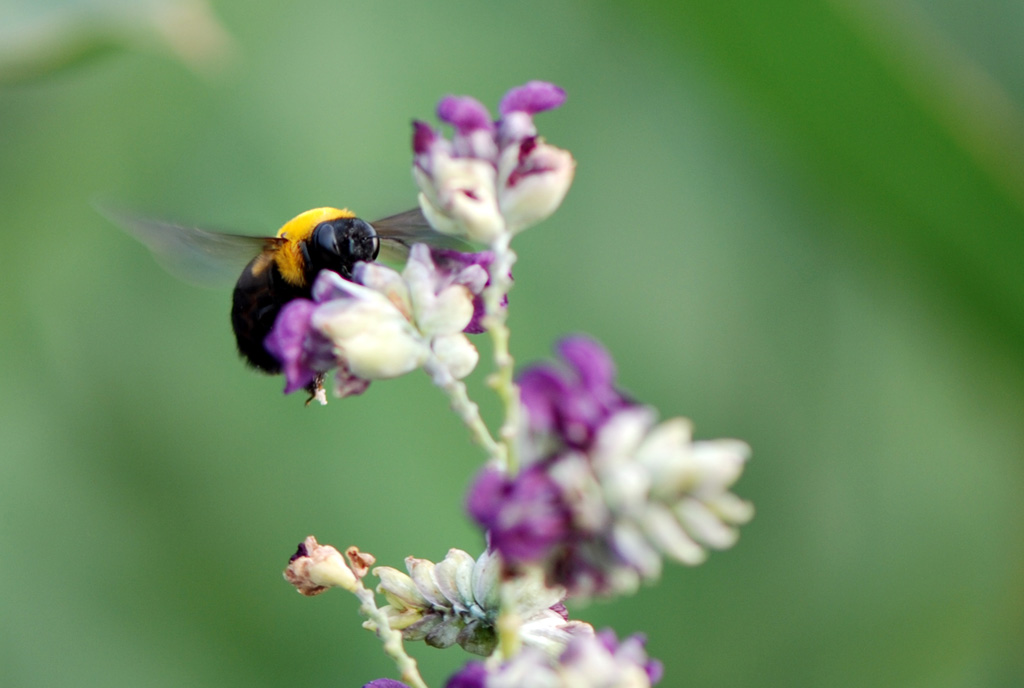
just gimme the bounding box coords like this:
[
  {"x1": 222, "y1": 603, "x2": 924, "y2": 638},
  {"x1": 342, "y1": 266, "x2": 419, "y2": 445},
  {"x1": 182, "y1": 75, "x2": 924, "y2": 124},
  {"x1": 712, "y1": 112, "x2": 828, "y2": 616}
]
[
  {"x1": 309, "y1": 222, "x2": 334, "y2": 252},
  {"x1": 307, "y1": 218, "x2": 379, "y2": 279}
]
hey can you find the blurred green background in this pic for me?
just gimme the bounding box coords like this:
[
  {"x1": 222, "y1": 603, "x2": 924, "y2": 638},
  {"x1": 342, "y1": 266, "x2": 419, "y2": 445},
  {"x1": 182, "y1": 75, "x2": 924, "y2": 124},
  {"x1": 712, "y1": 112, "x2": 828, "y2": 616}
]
[{"x1": 2, "y1": 1, "x2": 1023, "y2": 686}]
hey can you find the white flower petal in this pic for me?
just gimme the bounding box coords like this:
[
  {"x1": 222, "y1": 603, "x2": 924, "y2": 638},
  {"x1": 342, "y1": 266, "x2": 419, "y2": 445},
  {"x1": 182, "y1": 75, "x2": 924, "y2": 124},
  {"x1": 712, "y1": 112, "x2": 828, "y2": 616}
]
[
  {"x1": 610, "y1": 521, "x2": 662, "y2": 579},
  {"x1": 419, "y1": 285, "x2": 474, "y2": 336},
  {"x1": 550, "y1": 452, "x2": 609, "y2": 532},
  {"x1": 591, "y1": 408, "x2": 657, "y2": 471},
  {"x1": 675, "y1": 496, "x2": 741, "y2": 550},
  {"x1": 505, "y1": 567, "x2": 564, "y2": 617},
  {"x1": 707, "y1": 492, "x2": 756, "y2": 524},
  {"x1": 518, "y1": 614, "x2": 592, "y2": 657},
  {"x1": 374, "y1": 566, "x2": 429, "y2": 611},
  {"x1": 420, "y1": 154, "x2": 504, "y2": 242},
  {"x1": 471, "y1": 549, "x2": 501, "y2": 610},
  {"x1": 497, "y1": 139, "x2": 575, "y2": 234},
  {"x1": 405, "y1": 557, "x2": 448, "y2": 610},
  {"x1": 432, "y1": 549, "x2": 476, "y2": 612},
  {"x1": 417, "y1": 191, "x2": 463, "y2": 236},
  {"x1": 432, "y1": 334, "x2": 479, "y2": 380},
  {"x1": 313, "y1": 287, "x2": 428, "y2": 379},
  {"x1": 641, "y1": 502, "x2": 707, "y2": 565},
  {"x1": 688, "y1": 439, "x2": 751, "y2": 495}
]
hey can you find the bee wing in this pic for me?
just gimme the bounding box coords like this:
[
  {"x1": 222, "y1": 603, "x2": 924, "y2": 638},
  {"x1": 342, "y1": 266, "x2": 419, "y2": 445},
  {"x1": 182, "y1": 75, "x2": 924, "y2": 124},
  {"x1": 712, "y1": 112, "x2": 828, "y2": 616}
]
[
  {"x1": 101, "y1": 206, "x2": 282, "y2": 288},
  {"x1": 371, "y1": 207, "x2": 475, "y2": 264}
]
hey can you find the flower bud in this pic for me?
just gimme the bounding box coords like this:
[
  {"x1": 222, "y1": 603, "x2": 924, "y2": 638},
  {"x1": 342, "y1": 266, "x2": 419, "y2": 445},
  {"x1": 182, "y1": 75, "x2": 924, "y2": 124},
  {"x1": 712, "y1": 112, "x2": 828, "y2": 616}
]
[
  {"x1": 497, "y1": 137, "x2": 576, "y2": 234},
  {"x1": 411, "y1": 81, "x2": 572, "y2": 245},
  {"x1": 284, "y1": 536, "x2": 358, "y2": 595}
]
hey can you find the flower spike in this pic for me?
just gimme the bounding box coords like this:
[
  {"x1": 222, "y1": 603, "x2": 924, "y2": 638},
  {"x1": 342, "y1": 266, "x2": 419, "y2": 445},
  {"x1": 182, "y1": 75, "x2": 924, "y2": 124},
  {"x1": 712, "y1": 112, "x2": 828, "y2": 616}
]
[{"x1": 412, "y1": 81, "x2": 575, "y2": 241}]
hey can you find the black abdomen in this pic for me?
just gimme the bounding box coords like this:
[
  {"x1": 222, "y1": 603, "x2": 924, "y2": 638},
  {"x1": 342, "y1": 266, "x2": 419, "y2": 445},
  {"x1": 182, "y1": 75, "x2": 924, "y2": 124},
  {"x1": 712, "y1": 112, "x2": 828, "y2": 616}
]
[{"x1": 231, "y1": 259, "x2": 308, "y2": 373}]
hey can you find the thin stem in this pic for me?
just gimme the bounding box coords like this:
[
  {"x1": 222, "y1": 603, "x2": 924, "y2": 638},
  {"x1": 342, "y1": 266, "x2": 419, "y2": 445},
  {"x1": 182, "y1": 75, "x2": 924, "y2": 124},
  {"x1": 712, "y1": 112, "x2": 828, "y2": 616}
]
[
  {"x1": 355, "y1": 584, "x2": 428, "y2": 688},
  {"x1": 483, "y1": 234, "x2": 521, "y2": 475},
  {"x1": 425, "y1": 355, "x2": 506, "y2": 466},
  {"x1": 494, "y1": 583, "x2": 523, "y2": 662}
]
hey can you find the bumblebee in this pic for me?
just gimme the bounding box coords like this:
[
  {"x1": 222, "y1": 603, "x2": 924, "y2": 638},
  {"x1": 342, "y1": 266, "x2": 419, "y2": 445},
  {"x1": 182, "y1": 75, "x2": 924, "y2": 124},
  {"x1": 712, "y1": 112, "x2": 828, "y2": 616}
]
[{"x1": 112, "y1": 205, "x2": 452, "y2": 387}]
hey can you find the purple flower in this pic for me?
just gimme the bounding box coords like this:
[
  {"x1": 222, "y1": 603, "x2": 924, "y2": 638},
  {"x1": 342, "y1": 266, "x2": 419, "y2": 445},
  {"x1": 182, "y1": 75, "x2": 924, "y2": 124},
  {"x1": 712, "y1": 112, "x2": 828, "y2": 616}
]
[
  {"x1": 363, "y1": 681, "x2": 409, "y2": 688},
  {"x1": 467, "y1": 465, "x2": 570, "y2": 563},
  {"x1": 437, "y1": 96, "x2": 497, "y2": 161},
  {"x1": 412, "y1": 81, "x2": 575, "y2": 242},
  {"x1": 428, "y1": 247, "x2": 504, "y2": 333},
  {"x1": 499, "y1": 81, "x2": 567, "y2": 117},
  {"x1": 263, "y1": 298, "x2": 336, "y2": 395},
  {"x1": 497, "y1": 81, "x2": 567, "y2": 146},
  {"x1": 519, "y1": 336, "x2": 633, "y2": 450},
  {"x1": 439, "y1": 96, "x2": 494, "y2": 134},
  {"x1": 264, "y1": 245, "x2": 492, "y2": 398},
  {"x1": 445, "y1": 629, "x2": 662, "y2": 687},
  {"x1": 467, "y1": 336, "x2": 754, "y2": 597},
  {"x1": 445, "y1": 662, "x2": 487, "y2": 688}
]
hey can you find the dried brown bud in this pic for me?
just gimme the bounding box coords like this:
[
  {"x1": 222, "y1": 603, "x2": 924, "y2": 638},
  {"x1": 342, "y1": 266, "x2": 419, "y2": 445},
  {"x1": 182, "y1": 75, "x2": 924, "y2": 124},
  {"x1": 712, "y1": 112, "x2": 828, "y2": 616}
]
[
  {"x1": 345, "y1": 546, "x2": 376, "y2": 579},
  {"x1": 284, "y1": 535, "x2": 358, "y2": 596}
]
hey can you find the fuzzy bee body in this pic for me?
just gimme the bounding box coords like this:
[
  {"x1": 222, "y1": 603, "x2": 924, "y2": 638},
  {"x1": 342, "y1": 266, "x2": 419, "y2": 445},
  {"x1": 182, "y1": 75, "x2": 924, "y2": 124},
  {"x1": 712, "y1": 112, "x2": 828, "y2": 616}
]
[
  {"x1": 109, "y1": 204, "x2": 453, "y2": 378},
  {"x1": 230, "y1": 254, "x2": 309, "y2": 373},
  {"x1": 227, "y1": 207, "x2": 379, "y2": 372}
]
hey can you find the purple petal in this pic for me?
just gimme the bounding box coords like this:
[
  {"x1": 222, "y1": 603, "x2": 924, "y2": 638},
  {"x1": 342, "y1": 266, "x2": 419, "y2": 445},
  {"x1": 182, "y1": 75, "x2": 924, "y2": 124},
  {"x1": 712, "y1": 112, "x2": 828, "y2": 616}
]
[
  {"x1": 499, "y1": 81, "x2": 566, "y2": 116},
  {"x1": 464, "y1": 296, "x2": 489, "y2": 335},
  {"x1": 445, "y1": 661, "x2": 488, "y2": 688},
  {"x1": 465, "y1": 466, "x2": 506, "y2": 524},
  {"x1": 334, "y1": 363, "x2": 370, "y2": 398},
  {"x1": 518, "y1": 366, "x2": 571, "y2": 434},
  {"x1": 557, "y1": 336, "x2": 616, "y2": 394},
  {"x1": 430, "y1": 248, "x2": 494, "y2": 273},
  {"x1": 518, "y1": 335, "x2": 631, "y2": 448},
  {"x1": 502, "y1": 137, "x2": 543, "y2": 189},
  {"x1": 264, "y1": 299, "x2": 320, "y2": 394},
  {"x1": 437, "y1": 96, "x2": 494, "y2": 134},
  {"x1": 468, "y1": 465, "x2": 570, "y2": 564},
  {"x1": 412, "y1": 120, "x2": 439, "y2": 155},
  {"x1": 612, "y1": 633, "x2": 663, "y2": 685},
  {"x1": 646, "y1": 659, "x2": 665, "y2": 685},
  {"x1": 427, "y1": 248, "x2": 505, "y2": 335},
  {"x1": 364, "y1": 680, "x2": 410, "y2": 688},
  {"x1": 311, "y1": 269, "x2": 358, "y2": 302},
  {"x1": 559, "y1": 630, "x2": 662, "y2": 684},
  {"x1": 595, "y1": 628, "x2": 619, "y2": 653}
]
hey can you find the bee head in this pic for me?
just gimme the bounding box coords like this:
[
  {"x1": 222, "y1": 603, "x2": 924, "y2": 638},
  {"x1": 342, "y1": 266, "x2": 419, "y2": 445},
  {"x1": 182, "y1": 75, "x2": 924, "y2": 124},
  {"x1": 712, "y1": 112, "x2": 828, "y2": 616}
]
[{"x1": 307, "y1": 217, "x2": 380, "y2": 279}]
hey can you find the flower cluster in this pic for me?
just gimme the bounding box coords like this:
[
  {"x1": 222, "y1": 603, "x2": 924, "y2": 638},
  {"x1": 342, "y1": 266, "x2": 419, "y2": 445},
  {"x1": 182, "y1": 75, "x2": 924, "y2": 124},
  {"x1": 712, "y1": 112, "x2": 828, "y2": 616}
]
[
  {"x1": 280, "y1": 82, "x2": 752, "y2": 688},
  {"x1": 265, "y1": 244, "x2": 490, "y2": 397},
  {"x1": 365, "y1": 629, "x2": 661, "y2": 688},
  {"x1": 446, "y1": 630, "x2": 662, "y2": 688},
  {"x1": 468, "y1": 337, "x2": 754, "y2": 597},
  {"x1": 368, "y1": 548, "x2": 590, "y2": 657},
  {"x1": 413, "y1": 81, "x2": 575, "y2": 242}
]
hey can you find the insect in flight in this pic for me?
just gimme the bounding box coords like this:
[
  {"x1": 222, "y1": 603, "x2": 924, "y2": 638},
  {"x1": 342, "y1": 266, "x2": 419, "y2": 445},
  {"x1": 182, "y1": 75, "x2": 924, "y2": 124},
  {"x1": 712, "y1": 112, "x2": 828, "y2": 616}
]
[{"x1": 109, "y1": 205, "x2": 461, "y2": 398}]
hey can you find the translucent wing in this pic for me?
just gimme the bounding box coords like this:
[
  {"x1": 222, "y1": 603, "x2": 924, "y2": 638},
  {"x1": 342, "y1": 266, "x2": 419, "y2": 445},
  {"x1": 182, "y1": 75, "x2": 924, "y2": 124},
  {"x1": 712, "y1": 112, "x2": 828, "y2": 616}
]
[
  {"x1": 102, "y1": 206, "x2": 282, "y2": 288},
  {"x1": 371, "y1": 207, "x2": 474, "y2": 264}
]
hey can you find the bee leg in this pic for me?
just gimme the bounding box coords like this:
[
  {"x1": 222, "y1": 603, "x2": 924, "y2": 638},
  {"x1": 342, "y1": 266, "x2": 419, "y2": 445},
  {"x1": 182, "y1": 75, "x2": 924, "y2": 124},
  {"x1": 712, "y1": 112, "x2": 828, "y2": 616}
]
[{"x1": 304, "y1": 373, "x2": 328, "y2": 407}]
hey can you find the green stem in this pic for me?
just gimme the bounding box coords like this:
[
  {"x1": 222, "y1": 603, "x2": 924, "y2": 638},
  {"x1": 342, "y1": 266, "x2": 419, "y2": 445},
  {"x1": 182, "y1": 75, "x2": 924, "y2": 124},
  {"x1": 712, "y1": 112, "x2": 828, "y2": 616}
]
[
  {"x1": 355, "y1": 584, "x2": 428, "y2": 688},
  {"x1": 483, "y1": 235, "x2": 521, "y2": 475},
  {"x1": 494, "y1": 583, "x2": 523, "y2": 662},
  {"x1": 425, "y1": 355, "x2": 506, "y2": 465}
]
